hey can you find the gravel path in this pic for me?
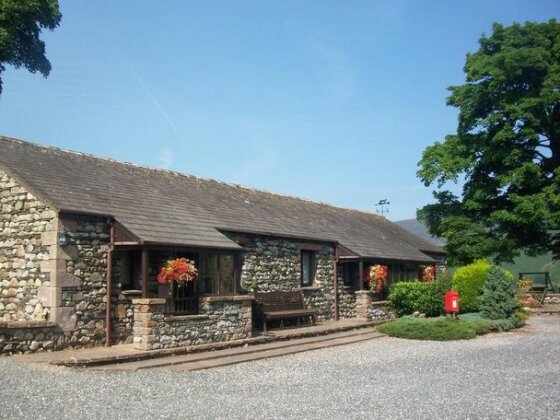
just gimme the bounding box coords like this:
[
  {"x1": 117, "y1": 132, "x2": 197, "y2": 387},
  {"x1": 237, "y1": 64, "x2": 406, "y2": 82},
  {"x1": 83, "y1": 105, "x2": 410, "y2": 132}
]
[{"x1": 1, "y1": 316, "x2": 559, "y2": 420}]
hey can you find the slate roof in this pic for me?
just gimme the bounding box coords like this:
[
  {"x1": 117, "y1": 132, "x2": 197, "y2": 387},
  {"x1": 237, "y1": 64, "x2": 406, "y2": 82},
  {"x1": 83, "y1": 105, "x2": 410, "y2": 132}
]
[{"x1": 0, "y1": 136, "x2": 444, "y2": 263}]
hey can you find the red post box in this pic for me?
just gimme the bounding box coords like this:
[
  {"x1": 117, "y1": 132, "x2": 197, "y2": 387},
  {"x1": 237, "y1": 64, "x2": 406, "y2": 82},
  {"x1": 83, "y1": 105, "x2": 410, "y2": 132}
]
[{"x1": 445, "y1": 291, "x2": 459, "y2": 313}]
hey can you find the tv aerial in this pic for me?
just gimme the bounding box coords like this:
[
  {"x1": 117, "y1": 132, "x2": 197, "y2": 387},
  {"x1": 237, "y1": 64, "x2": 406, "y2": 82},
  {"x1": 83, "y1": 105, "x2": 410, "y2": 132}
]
[{"x1": 375, "y1": 199, "x2": 390, "y2": 216}]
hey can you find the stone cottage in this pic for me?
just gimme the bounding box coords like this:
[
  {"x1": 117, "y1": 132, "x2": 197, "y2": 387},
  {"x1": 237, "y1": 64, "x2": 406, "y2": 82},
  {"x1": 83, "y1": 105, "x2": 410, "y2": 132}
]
[{"x1": 0, "y1": 136, "x2": 445, "y2": 354}]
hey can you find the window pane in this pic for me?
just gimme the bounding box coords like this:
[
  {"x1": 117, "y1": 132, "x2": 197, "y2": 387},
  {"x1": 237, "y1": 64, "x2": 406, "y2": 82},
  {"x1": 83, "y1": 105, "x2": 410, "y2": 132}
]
[
  {"x1": 219, "y1": 255, "x2": 234, "y2": 294},
  {"x1": 119, "y1": 251, "x2": 141, "y2": 290},
  {"x1": 301, "y1": 251, "x2": 314, "y2": 287},
  {"x1": 199, "y1": 255, "x2": 217, "y2": 294},
  {"x1": 117, "y1": 252, "x2": 131, "y2": 288},
  {"x1": 343, "y1": 262, "x2": 358, "y2": 286}
]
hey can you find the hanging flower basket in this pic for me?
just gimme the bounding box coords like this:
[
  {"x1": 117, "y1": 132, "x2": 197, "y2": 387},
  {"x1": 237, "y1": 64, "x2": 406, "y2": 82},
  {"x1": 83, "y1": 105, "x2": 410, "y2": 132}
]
[
  {"x1": 420, "y1": 265, "x2": 436, "y2": 282},
  {"x1": 365, "y1": 264, "x2": 388, "y2": 293},
  {"x1": 157, "y1": 258, "x2": 198, "y2": 285}
]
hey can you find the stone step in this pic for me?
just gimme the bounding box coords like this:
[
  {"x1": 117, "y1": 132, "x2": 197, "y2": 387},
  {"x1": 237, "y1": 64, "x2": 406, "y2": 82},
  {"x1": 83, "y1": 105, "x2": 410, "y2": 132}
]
[
  {"x1": 157, "y1": 331, "x2": 384, "y2": 372},
  {"x1": 162, "y1": 333, "x2": 383, "y2": 372},
  {"x1": 94, "y1": 328, "x2": 384, "y2": 371},
  {"x1": 50, "y1": 320, "x2": 379, "y2": 368}
]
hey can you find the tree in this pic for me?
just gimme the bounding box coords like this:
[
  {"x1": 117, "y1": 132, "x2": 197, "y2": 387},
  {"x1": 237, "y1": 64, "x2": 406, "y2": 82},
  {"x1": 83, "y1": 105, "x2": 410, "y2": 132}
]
[
  {"x1": 0, "y1": 0, "x2": 61, "y2": 95},
  {"x1": 417, "y1": 20, "x2": 560, "y2": 265}
]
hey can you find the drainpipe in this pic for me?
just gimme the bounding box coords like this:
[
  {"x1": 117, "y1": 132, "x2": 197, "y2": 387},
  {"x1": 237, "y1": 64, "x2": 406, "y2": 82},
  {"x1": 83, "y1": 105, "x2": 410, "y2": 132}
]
[
  {"x1": 105, "y1": 221, "x2": 115, "y2": 347},
  {"x1": 333, "y1": 246, "x2": 339, "y2": 321}
]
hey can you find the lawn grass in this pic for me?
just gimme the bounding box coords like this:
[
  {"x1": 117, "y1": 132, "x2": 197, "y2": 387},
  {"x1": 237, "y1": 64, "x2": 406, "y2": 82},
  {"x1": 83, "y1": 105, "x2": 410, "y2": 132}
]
[{"x1": 377, "y1": 313, "x2": 524, "y2": 341}]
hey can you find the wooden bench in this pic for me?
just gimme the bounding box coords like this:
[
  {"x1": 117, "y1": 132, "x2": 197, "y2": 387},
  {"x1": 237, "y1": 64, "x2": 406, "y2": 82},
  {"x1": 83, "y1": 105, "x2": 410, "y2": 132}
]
[
  {"x1": 254, "y1": 290, "x2": 317, "y2": 333},
  {"x1": 529, "y1": 285, "x2": 548, "y2": 305}
]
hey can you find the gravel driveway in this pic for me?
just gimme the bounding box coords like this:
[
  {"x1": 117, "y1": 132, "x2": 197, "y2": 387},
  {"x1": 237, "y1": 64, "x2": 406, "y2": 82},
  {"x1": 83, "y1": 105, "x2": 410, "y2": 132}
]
[{"x1": 1, "y1": 316, "x2": 559, "y2": 420}]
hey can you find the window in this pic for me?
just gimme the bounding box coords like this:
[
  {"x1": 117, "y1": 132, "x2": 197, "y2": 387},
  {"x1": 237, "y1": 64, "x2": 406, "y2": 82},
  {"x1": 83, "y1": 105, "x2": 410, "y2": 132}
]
[
  {"x1": 343, "y1": 262, "x2": 359, "y2": 287},
  {"x1": 117, "y1": 250, "x2": 141, "y2": 290},
  {"x1": 301, "y1": 251, "x2": 316, "y2": 287},
  {"x1": 199, "y1": 254, "x2": 217, "y2": 294},
  {"x1": 219, "y1": 255, "x2": 235, "y2": 294},
  {"x1": 198, "y1": 253, "x2": 237, "y2": 295}
]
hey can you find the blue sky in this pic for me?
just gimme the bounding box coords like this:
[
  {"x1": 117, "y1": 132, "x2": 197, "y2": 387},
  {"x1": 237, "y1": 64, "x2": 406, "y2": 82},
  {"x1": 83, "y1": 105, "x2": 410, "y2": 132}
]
[{"x1": 0, "y1": 1, "x2": 558, "y2": 221}]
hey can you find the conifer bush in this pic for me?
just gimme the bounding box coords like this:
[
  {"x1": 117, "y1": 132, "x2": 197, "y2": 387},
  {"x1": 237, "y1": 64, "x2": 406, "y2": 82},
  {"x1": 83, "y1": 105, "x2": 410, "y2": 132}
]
[{"x1": 477, "y1": 265, "x2": 518, "y2": 320}]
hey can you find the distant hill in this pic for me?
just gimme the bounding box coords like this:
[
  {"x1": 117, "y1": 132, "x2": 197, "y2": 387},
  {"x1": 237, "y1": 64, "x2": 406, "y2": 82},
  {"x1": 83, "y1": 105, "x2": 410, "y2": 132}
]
[
  {"x1": 394, "y1": 218, "x2": 446, "y2": 247},
  {"x1": 395, "y1": 218, "x2": 559, "y2": 291}
]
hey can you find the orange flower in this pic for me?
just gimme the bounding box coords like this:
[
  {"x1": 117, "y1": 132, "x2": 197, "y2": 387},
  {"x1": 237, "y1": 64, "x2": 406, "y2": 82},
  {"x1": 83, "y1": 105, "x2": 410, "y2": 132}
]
[
  {"x1": 367, "y1": 264, "x2": 388, "y2": 293},
  {"x1": 157, "y1": 258, "x2": 198, "y2": 284}
]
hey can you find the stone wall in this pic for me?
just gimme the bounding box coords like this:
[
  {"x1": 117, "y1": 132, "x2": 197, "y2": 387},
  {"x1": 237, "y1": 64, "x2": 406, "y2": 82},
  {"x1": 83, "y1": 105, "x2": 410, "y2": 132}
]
[
  {"x1": 0, "y1": 320, "x2": 59, "y2": 355},
  {"x1": 232, "y1": 234, "x2": 337, "y2": 323},
  {"x1": 355, "y1": 291, "x2": 396, "y2": 322},
  {"x1": 132, "y1": 295, "x2": 253, "y2": 350},
  {"x1": 302, "y1": 247, "x2": 335, "y2": 322},
  {"x1": 544, "y1": 294, "x2": 560, "y2": 305},
  {"x1": 238, "y1": 236, "x2": 301, "y2": 292},
  {"x1": 369, "y1": 301, "x2": 396, "y2": 321},
  {"x1": 336, "y1": 265, "x2": 356, "y2": 319},
  {"x1": 0, "y1": 170, "x2": 54, "y2": 322},
  {"x1": 54, "y1": 218, "x2": 110, "y2": 349},
  {"x1": 112, "y1": 291, "x2": 140, "y2": 344}
]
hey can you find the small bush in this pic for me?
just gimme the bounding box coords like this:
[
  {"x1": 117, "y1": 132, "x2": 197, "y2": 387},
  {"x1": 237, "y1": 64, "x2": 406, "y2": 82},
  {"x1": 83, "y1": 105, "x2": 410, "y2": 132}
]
[
  {"x1": 491, "y1": 317, "x2": 524, "y2": 331},
  {"x1": 512, "y1": 308, "x2": 530, "y2": 322},
  {"x1": 378, "y1": 312, "x2": 525, "y2": 341},
  {"x1": 378, "y1": 317, "x2": 484, "y2": 341},
  {"x1": 458, "y1": 312, "x2": 522, "y2": 332},
  {"x1": 387, "y1": 274, "x2": 455, "y2": 317},
  {"x1": 451, "y1": 260, "x2": 491, "y2": 313},
  {"x1": 477, "y1": 266, "x2": 518, "y2": 320},
  {"x1": 386, "y1": 282, "x2": 441, "y2": 317}
]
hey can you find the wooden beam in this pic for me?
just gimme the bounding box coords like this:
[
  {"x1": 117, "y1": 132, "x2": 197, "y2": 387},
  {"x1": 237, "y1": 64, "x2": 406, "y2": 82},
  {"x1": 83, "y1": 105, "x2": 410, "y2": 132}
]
[
  {"x1": 141, "y1": 248, "x2": 149, "y2": 298},
  {"x1": 358, "y1": 260, "x2": 364, "y2": 291},
  {"x1": 333, "y1": 247, "x2": 339, "y2": 321},
  {"x1": 216, "y1": 255, "x2": 221, "y2": 294}
]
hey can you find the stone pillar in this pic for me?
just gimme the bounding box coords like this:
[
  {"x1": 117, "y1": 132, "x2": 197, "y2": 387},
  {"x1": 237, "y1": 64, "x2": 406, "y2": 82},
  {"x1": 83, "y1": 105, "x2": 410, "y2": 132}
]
[
  {"x1": 355, "y1": 290, "x2": 372, "y2": 320},
  {"x1": 39, "y1": 218, "x2": 81, "y2": 331},
  {"x1": 132, "y1": 298, "x2": 165, "y2": 350}
]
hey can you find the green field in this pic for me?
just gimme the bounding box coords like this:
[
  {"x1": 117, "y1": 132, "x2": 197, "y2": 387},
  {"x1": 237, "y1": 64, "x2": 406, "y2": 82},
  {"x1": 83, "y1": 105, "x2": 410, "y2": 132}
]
[
  {"x1": 500, "y1": 253, "x2": 559, "y2": 292},
  {"x1": 395, "y1": 219, "x2": 559, "y2": 292}
]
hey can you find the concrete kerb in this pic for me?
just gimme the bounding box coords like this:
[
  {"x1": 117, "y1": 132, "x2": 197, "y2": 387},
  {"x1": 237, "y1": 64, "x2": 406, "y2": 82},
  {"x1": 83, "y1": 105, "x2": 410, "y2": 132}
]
[
  {"x1": 44, "y1": 320, "x2": 382, "y2": 368},
  {"x1": 528, "y1": 305, "x2": 560, "y2": 315}
]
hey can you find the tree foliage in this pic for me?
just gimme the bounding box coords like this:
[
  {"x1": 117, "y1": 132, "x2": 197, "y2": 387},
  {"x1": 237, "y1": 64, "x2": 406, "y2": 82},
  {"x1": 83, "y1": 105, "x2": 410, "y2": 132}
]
[
  {"x1": 417, "y1": 20, "x2": 560, "y2": 265},
  {"x1": 0, "y1": 0, "x2": 61, "y2": 95}
]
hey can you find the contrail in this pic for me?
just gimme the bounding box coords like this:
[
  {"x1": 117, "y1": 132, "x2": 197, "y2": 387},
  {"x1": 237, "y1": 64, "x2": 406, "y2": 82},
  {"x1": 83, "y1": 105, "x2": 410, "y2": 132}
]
[{"x1": 126, "y1": 61, "x2": 179, "y2": 133}]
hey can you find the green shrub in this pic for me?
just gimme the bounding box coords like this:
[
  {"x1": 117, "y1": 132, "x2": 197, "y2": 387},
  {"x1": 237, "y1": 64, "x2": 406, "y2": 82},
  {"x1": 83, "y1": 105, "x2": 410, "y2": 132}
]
[
  {"x1": 477, "y1": 266, "x2": 518, "y2": 320},
  {"x1": 386, "y1": 282, "x2": 441, "y2": 317},
  {"x1": 512, "y1": 308, "x2": 530, "y2": 322},
  {"x1": 378, "y1": 312, "x2": 525, "y2": 341},
  {"x1": 378, "y1": 316, "x2": 485, "y2": 340},
  {"x1": 433, "y1": 272, "x2": 453, "y2": 304},
  {"x1": 451, "y1": 260, "x2": 491, "y2": 312},
  {"x1": 491, "y1": 317, "x2": 524, "y2": 331},
  {"x1": 461, "y1": 312, "x2": 526, "y2": 331}
]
